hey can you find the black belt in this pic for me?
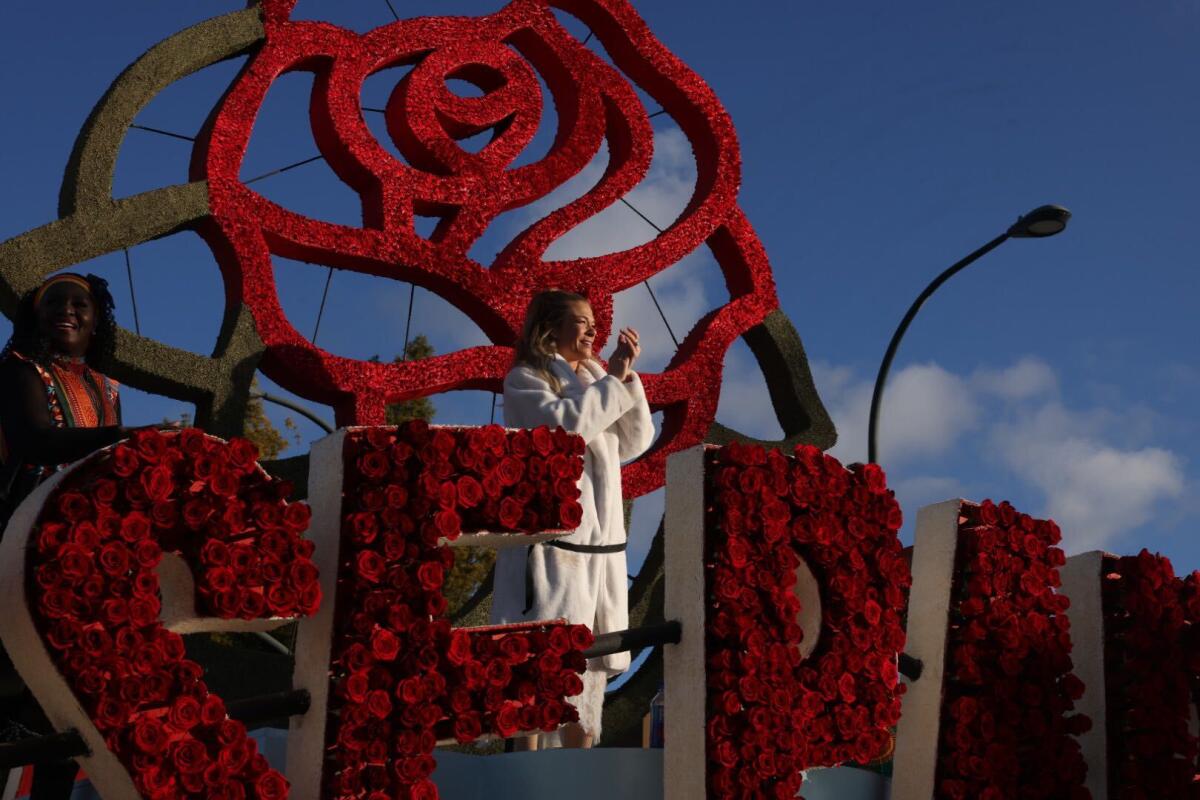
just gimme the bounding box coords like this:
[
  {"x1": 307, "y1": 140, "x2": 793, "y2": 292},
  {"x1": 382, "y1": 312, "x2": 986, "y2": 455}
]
[{"x1": 523, "y1": 540, "x2": 627, "y2": 613}]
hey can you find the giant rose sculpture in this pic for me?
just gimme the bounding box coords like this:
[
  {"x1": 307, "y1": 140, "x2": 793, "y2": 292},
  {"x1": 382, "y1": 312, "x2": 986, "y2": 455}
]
[{"x1": 194, "y1": 0, "x2": 824, "y2": 497}]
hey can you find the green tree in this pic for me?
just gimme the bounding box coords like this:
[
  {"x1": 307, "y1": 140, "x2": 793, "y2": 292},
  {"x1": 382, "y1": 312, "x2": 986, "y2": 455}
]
[
  {"x1": 381, "y1": 335, "x2": 436, "y2": 425},
  {"x1": 243, "y1": 377, "x2": 292, "y2": 459}
]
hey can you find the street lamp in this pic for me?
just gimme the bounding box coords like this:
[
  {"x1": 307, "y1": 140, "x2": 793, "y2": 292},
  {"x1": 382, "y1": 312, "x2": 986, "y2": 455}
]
[{"x1": 866, "y1": 204, "x2": 1071, "y2": 464}]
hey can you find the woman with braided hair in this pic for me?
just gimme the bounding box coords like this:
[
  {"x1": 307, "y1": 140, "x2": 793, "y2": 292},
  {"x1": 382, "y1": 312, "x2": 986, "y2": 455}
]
[
  {"x1": 0, "y1": 273, "x2": 127, "y2": 520},
  {"x1": 0, "y1": 273, "x2": 129, "y2": 798}
]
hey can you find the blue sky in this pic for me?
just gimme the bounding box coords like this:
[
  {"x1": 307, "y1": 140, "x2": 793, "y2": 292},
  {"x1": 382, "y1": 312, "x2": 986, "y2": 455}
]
[{"x1": 2, "y1": 1, "x2": 1198, "y2": 578}]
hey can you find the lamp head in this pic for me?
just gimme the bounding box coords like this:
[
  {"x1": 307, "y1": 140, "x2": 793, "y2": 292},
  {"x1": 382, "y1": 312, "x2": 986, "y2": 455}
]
[{"x1": 1008, "y1": 204, "x2": 1071, "y2": 238}]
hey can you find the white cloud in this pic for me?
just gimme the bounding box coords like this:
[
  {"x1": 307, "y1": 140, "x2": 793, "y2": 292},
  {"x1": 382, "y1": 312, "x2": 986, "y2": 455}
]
[
  {"x1": 990, "y1": 403, "x2": 1185, "y2": 552},
  {"x1": 810, "y1": 357, "x2": 1187, "y2": 550},
  {"x1": 815, "y1": 360, "x2": 978, "y2": 466},
  {"x1": 715, "y1": 339, "x2": 785, "y2": 440},
  {"x1": 971, "y1": 356, "x2": 1058, "y2": 401}
]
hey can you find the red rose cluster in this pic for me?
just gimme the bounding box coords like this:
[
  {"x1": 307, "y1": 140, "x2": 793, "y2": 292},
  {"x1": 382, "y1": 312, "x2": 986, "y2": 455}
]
[
  {"x1": 325, "y1": 423, "x2": 592, "y2": 800},
  {"x1": 937, "y1": 500, "x2": 1090, "y2": 800},
  {"x1": 703, "y1": 443, "x2": 910, "y2": 799},
  {"x1": 28, "y1": 428, "x2": 317, "y2": 799},
  {"x1": 1101, "y1": 549, "x2": 1200, "y2": 798}
]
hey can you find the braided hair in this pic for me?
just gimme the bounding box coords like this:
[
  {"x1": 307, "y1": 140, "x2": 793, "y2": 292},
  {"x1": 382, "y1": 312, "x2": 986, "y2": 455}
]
[{"x1": 2, "y1": 273, "x2": 118, "y2": 369}]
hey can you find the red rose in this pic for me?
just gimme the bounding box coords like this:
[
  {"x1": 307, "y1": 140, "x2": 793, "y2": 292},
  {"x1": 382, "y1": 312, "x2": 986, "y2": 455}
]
[
  {"x1": 429, "y1": 428, "x2": 455, "y2": 456},
  {"x1": 200, "y1": 540, "x2": 230, "y2": 567},
  {"x1": 357, "y1": 451, "x2": 390, "y2": 480},
  {"x1": 97, "y1": 542, "x2": 131, "y2": 576},
  {"x1": 495, "y1": 701, "x2": 522, "y2": 737},
  {"x1": 56, "y1": 491, "x2": 92, "y2": 523},
  {"x1": 55, "y1": 543, "x2": 93, "y2": 580},
  {"x1": 298, "y1": 582, "x2": 322, "y2": 616},
  {"x1": 112, "y1": 443, "x2": 140, "y2": 477},
  {"x1": 410, "y1": 779, "x2": 438, "y2": 800},
  {"x1": 353, "y1": 550, "x2": 385, "y2": 584},
  {"x1": 416, "y1": 561, "x2": 445, "y2": 592},
  {"x1": 181, "y1": 499, "x2": 212, "y2": 530},
  {"x1": 168, "y1": 695, "x2": 203, "y2": 731},
  {"x1": 447, "y1": 630, "x2": 474, "y2": 666},
  {"x1": 227, "y1": 437, "x2": 259, "y2": 469},
  {"x1": 568, "y1": 625, "x2": 594, "y2": 651},
  {"x1": 531, "y1": 426, "x2": 554, "y2": 456},
  {"x1": 495, "y1": 457, "x2": 524, "y2": 488},
  {"x1": 371, "y1": 628, "x2": 401, "y2": 661},
  {"x1": 366, "y1": 689, "x2": 393, "y2": 719},
  {"x1": 139, "y1": 465, "x2": 174, "y2": 503},
  {"x1": 132, "y1": 717, "x2": 168, "y2": 754},
  {"x1": 454, "y1": 713, "x2": 483, "y2": 744},
  {"x1": 283, "y1": 502, "x2": 311, "y2": 533},
  {"x1": 210, "y1": 468, "x2": 240, "y2": 498},
  {"x1": 92, "y1": 478, "x2": 119, "y2": 505},
  {"x1": 204, "y1": 566, "x2": 237, "y2": 593},
  {"x1": 177, "y1": 427, "x2": 206, "y2": 454},
  {"x1": 149, "y1": 500, "x2": 178, "y2": 529},
  {"x1": 254, "y1": 771, "x2": 289, "y2": 800},
  {"x1": 349, "y1": 512, "x2": 380, "y2": 544},
  {"x1": 498, "y1": 497, "x2": 524, "y2": 529},
  {"x1": 434, "y1": 509, "x2": 461, "y2": 540},
  {"x1": 265, "y1": 583, "x2": 298, "y2": 614},
  {"x1": 506, "y1": 429, "x2": 532, "y2": 456},
  {"x1": 454, "y1": 475, "x2": 483, "y2": 508}
]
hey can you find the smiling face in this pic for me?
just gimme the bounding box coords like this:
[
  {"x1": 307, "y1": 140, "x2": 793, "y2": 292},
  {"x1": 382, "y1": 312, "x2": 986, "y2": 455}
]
[
  {"x1": 553, "y1": 300, "x2": 596, "y2": 365},
  {"x1": 36, "y1": 280, "x2": 96, "y2": 359}
]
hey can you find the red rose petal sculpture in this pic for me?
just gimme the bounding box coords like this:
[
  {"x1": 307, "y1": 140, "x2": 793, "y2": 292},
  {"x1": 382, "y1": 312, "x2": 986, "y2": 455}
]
[
  {"x1": 2, "y1": 430, "x2": 318, "y2": 799},
  {"x1": 195, "y1": 0, "x2": 780, "y2": 498}
]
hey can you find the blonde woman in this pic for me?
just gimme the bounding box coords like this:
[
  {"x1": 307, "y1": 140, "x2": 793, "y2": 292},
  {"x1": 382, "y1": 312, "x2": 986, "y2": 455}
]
[{"x1": 491, "y1": 290, "x2": 654, "y2": 749}]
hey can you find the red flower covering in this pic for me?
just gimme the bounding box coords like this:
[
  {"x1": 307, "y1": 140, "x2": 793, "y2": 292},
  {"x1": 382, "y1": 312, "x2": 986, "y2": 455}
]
[
  {"x1": 27, "y1": 429, "x2": 319, "y2": 799},
  {"x1": 937, "y1": 500, "x2": 1091, "y2": 800},
  {"x1": 324, "y1": 423, "x2": 591, "y2": 800},
  {"x1": 1101, "y1": 550, "x2": 1200, "y2": 798},
  {"x1": 703, "y1": 444, "x2": 910, "y2": 798},
  {"x1": 194, "y1": 0, "x2": 784, "y2": 499}
]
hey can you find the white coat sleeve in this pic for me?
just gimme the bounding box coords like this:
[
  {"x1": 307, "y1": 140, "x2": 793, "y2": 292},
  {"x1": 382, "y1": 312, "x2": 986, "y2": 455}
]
[
  {"x1": 503, "y1": 366, "x2": 636, "y2": 445},
  {"x1": 614, "y1": 372, "x2": 655, "y2": 462}
]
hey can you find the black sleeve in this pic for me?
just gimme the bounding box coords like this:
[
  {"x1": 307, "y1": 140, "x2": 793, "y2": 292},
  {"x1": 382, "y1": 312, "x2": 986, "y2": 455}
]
[{"x1": 0, "y1": 360, "x2": 126, "y2": 466}]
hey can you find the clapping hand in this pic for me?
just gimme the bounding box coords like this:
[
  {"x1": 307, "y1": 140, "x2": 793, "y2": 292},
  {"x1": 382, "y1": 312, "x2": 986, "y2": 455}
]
[{"x1": 607, "y1": 327, "x2": 642, "y2": 382}]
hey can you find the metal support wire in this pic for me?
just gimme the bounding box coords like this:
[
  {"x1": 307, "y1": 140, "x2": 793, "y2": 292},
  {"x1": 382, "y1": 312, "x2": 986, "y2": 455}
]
[
  {"x1": 399, "y1": 282, "x2": 416, "y2": 360},
  {"x1": 129, "y1": 123, "x2": 195, "y2": 142},
  {"x1": 244, "y1": 154, "x2": 325, "y2": 185},
  {"x1": 490, "y1": 392, "x2": 497, "y2": 424},
  {"x1": 617, "y1": 198, "x2": 681, "y2": 348},
  {"x1": 122, "y1": 248, "x2": 142, "y2": 336},
  {"x1": 312, "y1": 267, "x2": 335, "y2": 344},
  {"x1": 384, "y1": 0, "x2": 400, "y2": 21}
]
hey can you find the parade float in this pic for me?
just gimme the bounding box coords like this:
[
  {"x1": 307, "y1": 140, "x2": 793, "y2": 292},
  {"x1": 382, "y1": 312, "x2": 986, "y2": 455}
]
[{"x1": 0, "y1": 2, "x2": 1193, "y2": 798}]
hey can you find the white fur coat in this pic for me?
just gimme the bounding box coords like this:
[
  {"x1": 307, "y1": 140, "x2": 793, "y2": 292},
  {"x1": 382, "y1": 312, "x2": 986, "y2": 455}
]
[{"x1": 490, "y1": 356, "x2": 654, "y2": 736}]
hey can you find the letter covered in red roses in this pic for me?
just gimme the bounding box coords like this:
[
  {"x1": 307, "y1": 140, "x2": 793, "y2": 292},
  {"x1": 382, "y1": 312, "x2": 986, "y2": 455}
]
[
  {"x1": 664, "y1": 444, "x2": 911, "y2": 800},
  {"x1": 0, "y1": 430, "x2": 318, "y2": 798},
  {"x1": 287, "y1": 424, "x2": 594, "y2": 800}
]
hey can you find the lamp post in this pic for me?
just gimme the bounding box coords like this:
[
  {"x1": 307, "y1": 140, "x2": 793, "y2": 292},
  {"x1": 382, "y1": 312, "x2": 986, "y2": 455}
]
[{"x1": 866, "y1": 204, "x2": 1071, "y2": 465}]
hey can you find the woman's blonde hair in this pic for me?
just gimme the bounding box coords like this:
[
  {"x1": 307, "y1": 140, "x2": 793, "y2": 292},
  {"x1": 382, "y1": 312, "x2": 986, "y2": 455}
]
[{"x1": 514, "y1": 290, "x2": 591, "y2": 393}]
